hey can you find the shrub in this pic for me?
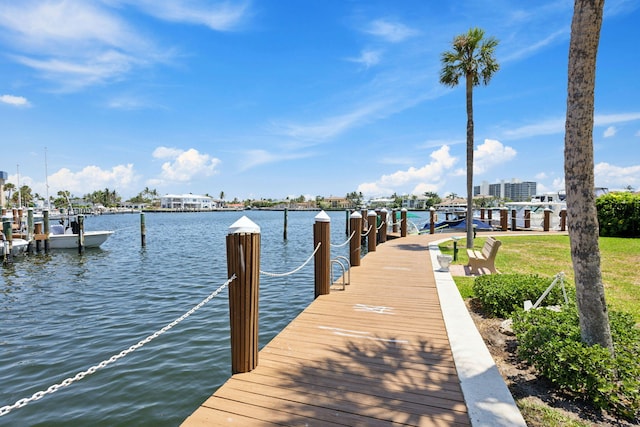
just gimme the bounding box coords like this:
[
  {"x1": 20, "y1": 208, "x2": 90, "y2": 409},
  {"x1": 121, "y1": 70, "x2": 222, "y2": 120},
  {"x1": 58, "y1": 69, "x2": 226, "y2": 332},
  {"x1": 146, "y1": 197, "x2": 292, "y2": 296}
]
[
  {"x1": 472, "y1": 273, "x2": 569, "y2": 318},
  {"x1": 596, "y1": 192, "x2": 640, "y2": 237},
  {"x1": 513, "y1": 305, "x2": 640, "y2": 421}
]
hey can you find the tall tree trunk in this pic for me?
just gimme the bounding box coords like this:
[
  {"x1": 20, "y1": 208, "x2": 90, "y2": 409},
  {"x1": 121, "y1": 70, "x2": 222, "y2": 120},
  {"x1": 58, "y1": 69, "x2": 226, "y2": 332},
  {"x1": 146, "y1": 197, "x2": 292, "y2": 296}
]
[
  {"x1": 564, "y1": 0, "x2": 613, "y2": 351},
  {"x1": 465, "y1": 73, "x2": 474, "y2": 248}
]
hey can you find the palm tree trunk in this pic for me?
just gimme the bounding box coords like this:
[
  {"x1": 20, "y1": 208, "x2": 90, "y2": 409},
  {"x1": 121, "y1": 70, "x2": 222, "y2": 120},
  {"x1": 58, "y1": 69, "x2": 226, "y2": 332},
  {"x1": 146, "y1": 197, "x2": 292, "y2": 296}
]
[
  {"x1": 465, "y1": 73, "x2": 474, "y2": 248},
  {"x1": 564, "y1": 0, "x2": 612, "y2": 351}
]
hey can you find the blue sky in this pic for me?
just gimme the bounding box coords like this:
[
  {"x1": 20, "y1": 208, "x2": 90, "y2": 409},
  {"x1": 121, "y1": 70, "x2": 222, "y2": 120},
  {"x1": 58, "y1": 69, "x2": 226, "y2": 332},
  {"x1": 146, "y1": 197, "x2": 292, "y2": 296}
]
[{"x1": 1, "y1": 0, "x2": 639, "y2": 202}]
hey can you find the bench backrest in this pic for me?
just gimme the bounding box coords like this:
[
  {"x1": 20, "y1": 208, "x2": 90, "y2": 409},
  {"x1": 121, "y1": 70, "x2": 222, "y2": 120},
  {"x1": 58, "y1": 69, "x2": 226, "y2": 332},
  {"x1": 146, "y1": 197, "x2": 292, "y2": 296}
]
[{"x1": 481, "y1": 237, "x2": 502, "y2": 260}]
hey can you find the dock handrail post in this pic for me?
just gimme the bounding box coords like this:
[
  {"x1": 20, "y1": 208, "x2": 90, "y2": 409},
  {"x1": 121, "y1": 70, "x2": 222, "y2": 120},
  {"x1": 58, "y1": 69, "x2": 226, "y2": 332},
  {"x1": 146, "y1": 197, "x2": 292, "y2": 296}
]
[
  {"x1": 140, "y1": 212, "x2": 146, "y2": 247},
  {"x1": 511, "y1": 209, "x2": 517, "y2": 231},
  {"x1": 349, "y1": 211, "x2": 362, "y2": 267},
  {"x1": 400, "y1": 208, "x2": 407, "y2": 237},
  {"x1": 543, "y1": 208, "x2": 552, "y2": 231},
  {"x1": 2, "y1": 219, "x2": 13, "y2": 264},
  {"x1": 429, "y1": 207, "x2": 436, "y2": 234},
  {"x1": 367, "y1": 211, "x2": 377, "y2": 252},
  {"x1": 487, "y1": 208, "x2": 493, "y2": 226},
  {"x1": 226, "y1": 216, "x2": 261, "y2": 374},
  {"x1": 500, "y1": 207, "x2": 508, "y2": 231},
  {"x1": 524, "y1": 209, "x2": 531, "y2": 229},
  {"x1": 480, "y1": 208, "x2": 485, "y2": 220},
  {"x1": 560, "y1": 208, "x2": 567, "y2": 231},
  {"x1": 43, "y1": 210, "x2": 50, "y2": 253},
  {"x1": 379, "y1": 208, "x2": 388, "y2": 243},
  {"x1": 77, "y1": 215, "x2": 85, "y2": 253},
  {"x1": 313, "y1": 211, "x2": 331, "y2": 298}
]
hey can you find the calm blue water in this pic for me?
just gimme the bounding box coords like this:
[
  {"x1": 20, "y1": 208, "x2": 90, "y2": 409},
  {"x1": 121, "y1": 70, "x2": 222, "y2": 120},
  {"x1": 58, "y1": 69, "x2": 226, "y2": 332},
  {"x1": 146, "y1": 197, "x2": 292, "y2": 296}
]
[{"x1": 1, "y1": 209, "x2": 430, "y2": 426}]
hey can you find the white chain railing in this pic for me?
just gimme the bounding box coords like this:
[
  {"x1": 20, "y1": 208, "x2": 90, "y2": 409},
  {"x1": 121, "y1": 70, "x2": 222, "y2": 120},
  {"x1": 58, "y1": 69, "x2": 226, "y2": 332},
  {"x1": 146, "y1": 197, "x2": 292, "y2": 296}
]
[
  {"x1": 330, "y1": 230, "x2": 356, "y2": 248},
  {"x1": 0, "y1": 275, "x2": 236, "y2": 418},
  {"x1": 260, "y1": 243, "x2": 321, "y2": 278}
]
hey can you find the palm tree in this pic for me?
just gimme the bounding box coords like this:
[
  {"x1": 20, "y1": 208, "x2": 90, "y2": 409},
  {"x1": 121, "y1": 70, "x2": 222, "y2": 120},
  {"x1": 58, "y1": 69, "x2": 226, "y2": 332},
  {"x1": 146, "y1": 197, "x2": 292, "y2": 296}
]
[
  {"x1": 440, "y1": 27, "x2": 499, "y2": 248},
  {"x1": 3, "y1": 182, "x2": 15, "y2": 207},
  {"x1": 564, "y1": 0, "x2": 612, "y2": 352}
]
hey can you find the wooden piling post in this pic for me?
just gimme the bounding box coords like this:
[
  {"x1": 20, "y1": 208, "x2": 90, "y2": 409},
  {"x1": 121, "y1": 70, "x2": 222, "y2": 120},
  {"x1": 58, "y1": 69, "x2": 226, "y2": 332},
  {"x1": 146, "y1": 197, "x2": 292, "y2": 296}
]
[
  {"x1": 43, "y1": 210, "x2": 50, "y2": 253},
  {"x1": 283, "y1": 207, "x2": 288, "y2": 240},
  {"x1": 511, "y1": 209, "x2": 517, "y2": 231},
  {"x1": 524, "y1": 209, "x2": 531, "y2": 229},
  {"x1": 543, "y1": 208, "x2": 551, "y2": 232},
  {"x1": 400, "y1": 208, "x2": 407, "y2": 237},
  {"x1": 500, "y1": 207, "x2": 508, "y2": 231},
  {"x1": 349, "y1": 211, "x2": 362, "y2": 267},
  {"x1": 313, "y1": 211, "x2": 331, "y2": 298},
  {"x1": 487, "y1": 208, "x2": 493, "y2": 225},
  {"x1": 367, "y1": 211, "x2": 377, "y2": 252},
  {"x1": 392, "y1": 209, "x2": 398, "y2": 233},
  {"x1": 140, "y1": 213, "x2": 146, "y2": 247},
  {"x1": 27, "y1": 208, "x2": 35, "y2": 254},
  {"x1": 560, "y1": 208, "x2": 567, "y2": 231},
  {"x1": 429, "y1": 207, "x2": 436, "y2": 234},
  {"x1": 379, "y1": 208, "x2": 388, "y2": 243},
  {"x1": 361, "y1": 209, "x2": 368, "y2": 233},
  {"x1": 3, "y1": 219, "x2": 13, "y2": 264},
  {"x1": 345, "y1": 209, "x2": 349, "y2": 236},
  {"x1": 226, "y1": 216, "x2": 261, "y2": 374},
  {"x1": 77, "y1": 214, "x2": 85, "y2": 254},
  {"x1": 480, "y1": 208, "x2": 485, "y2": 220}
]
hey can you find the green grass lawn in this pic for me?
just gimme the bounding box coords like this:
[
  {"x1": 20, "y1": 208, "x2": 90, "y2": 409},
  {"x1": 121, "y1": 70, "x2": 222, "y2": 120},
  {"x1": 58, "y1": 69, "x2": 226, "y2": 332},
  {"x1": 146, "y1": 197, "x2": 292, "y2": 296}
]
[{"x1": 439, "y1": 234, "x2": 640, "y2": 320}]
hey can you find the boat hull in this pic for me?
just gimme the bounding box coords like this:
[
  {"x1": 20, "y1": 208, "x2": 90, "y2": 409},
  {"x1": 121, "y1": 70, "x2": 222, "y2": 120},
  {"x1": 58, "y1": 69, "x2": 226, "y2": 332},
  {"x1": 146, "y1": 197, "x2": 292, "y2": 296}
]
[
  {"x1": 48, "y1": 231, "x2": 114, "y2": 249},
  {"x1": 1, "y1": 238, "x2": 30, "y2": 256}
]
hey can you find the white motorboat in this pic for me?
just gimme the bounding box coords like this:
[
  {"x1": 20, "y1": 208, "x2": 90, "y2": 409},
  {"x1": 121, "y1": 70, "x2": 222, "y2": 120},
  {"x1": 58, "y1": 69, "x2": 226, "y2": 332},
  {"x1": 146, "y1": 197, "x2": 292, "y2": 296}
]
[
  {"x1": 48, "y1": 224, "x2": 113, "y2": 249},
  {"x1": 1, "y1": 238, "x2": 30, "y2": 257}
]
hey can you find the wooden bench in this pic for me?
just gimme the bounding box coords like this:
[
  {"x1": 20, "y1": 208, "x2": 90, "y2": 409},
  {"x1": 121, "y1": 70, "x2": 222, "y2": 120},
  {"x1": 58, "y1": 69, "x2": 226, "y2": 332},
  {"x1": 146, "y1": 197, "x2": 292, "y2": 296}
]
[{"x1": 467, "y1": 236, "x2": 502, "y2": 274}]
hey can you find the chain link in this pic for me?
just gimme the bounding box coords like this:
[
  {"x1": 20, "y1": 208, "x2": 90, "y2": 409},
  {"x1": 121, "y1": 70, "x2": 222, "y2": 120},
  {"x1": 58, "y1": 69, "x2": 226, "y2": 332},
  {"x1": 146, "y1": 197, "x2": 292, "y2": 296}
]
[{"x1": 0, "y1": 275, "x2": 235, "y2": 418}]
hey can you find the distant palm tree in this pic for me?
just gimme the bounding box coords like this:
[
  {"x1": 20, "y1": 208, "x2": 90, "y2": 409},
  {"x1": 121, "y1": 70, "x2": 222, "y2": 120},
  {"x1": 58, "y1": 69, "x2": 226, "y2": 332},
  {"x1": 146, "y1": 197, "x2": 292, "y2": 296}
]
[
  {"x1": 564, "y1": 0, "x2": 612, "y2": 352},
  {"x1": 440, "y1": 27, "x2": 499, "y2": 248}
]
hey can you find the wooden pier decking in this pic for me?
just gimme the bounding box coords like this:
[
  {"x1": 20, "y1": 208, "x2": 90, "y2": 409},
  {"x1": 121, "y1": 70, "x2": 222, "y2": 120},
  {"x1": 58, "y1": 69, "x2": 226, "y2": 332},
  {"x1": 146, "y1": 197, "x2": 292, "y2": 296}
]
[{"x1": 183, "y1": 233, "x2": 471, "y2": 426}]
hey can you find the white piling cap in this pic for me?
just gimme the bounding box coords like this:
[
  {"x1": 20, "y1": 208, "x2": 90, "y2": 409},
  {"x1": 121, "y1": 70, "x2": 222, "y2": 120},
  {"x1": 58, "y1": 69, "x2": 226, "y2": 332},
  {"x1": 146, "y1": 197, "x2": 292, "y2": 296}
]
[
  {"x1": 315, "y1": 210, "x2": 331, "y2": 222},
  {"x1": 228, "y1": 216, "x2": 260, "y2": 234},
  {"x1": 401, "y1": 207, "x2": 407, "y2": 212},
  {"x1": 380, "y1": 208, "x2": 388, "y2": 213},
  {"x1": 350, "y1": 211, "x2": 362, "y2": 219},
  {"x1": 367, "y1": 210, "x2": 377, "y2": 217}
]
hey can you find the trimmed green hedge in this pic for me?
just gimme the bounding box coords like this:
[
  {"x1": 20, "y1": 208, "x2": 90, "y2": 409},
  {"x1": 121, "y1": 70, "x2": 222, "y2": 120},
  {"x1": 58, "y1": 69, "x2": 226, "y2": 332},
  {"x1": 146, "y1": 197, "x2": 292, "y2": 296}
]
[
  {"x1": 513, "y1": 305, "x2": 640, "y2": 421},
  {"x1": 597, "y1": 192, "x2": 640, "y2": 237},
  {"x1": 472, "y1": 273, "x2": 569, "y2": 318}
]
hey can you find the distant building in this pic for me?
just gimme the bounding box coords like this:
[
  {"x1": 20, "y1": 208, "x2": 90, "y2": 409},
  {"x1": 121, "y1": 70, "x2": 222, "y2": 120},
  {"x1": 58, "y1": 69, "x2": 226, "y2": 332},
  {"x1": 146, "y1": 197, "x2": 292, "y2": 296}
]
[
  {"x1": 474, "y1": 179, "x2": 537, "y2": 202},
  {"x1": 159, "y1": 194, "x2": 220, "y2": 210}
]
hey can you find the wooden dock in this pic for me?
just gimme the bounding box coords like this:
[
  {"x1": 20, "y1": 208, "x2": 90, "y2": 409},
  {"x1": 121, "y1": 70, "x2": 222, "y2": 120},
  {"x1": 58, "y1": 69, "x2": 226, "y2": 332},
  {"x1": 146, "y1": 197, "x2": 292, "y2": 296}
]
[{"x1": 183, "y1": 233, "x2": 471, "y2": 426}]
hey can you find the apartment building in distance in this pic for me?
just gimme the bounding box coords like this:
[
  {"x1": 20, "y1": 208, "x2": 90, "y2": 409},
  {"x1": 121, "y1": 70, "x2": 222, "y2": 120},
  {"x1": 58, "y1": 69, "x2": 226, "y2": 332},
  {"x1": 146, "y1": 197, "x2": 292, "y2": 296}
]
[{"x1": 474, "y1": 179, "x2": 537, "y2": 202}]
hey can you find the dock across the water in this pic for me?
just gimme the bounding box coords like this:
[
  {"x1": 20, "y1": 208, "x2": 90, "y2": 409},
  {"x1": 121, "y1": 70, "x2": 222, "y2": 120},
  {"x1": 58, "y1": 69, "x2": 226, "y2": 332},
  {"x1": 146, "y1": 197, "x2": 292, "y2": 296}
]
[{"x1": 182, "y1": 232, "x2": 526, "y2": 426}]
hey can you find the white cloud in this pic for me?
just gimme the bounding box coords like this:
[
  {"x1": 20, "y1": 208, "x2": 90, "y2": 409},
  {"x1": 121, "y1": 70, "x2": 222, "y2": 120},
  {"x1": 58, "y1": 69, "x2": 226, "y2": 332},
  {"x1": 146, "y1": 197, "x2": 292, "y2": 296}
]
[
  {"x1": 474, "y1": 139, "x2": 517, "y2": 174},
  {"x1": 502, "y1": 112, "x2": 640, "y2": 140},
  {"x1": 239, "y1": 149, "x2": 314, "y2": 171},
  {"x1": 347, "y1": 49, "x2": 382, "y2": 68},
  {"x1": 594, "y1": 162, "x2": 640, "y2": 188},
  {"x1": 0, "y1": 1, "x2": 161, "y2": 90},
  {"x1": 364, "y1": 19, "x2": 419, "y2": 43},
  {"x1": 357, "y1": 145, "x2": 457, "y2": 197},
  {"x1": 47, "y1": 164, "x2": 137, "y2": 196},
  {"x1": 535, "y1": 172, "x2": 548, "y2": 180},
  {"x1": 0, "y1": 94, "x2": 30, "y2": 107},
  {"x1": 603, "y1": 126, "x2": 617, "y2": 138},
  {"x1": 121, "y1": 0, "x2": 250, "y2": 31},
  {"x1": 152, "y1": 147, "x2": 220, "y2": 182},
  {"x1": 502, "y1": 29, "x2": 568, "y2": 63}
]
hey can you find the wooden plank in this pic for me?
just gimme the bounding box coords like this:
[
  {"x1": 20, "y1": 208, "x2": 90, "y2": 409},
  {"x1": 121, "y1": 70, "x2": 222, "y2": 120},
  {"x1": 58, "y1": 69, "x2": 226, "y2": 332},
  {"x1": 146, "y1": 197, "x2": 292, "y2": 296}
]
[{"x1": 182, "y1": 234, "x2": 471, "y2": 426}]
